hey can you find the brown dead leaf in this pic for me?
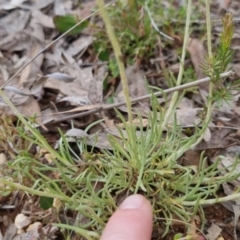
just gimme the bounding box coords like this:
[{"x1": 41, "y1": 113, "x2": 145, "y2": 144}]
[
  {"x1": 45, "y1": 77, "x2": 88, "y2": 97},
  {"x1": 24, "y1": 0, "x2": 55, "y2": 10},
  {"x1": 187, "y1": 38, "x2": 208, "y2": 92},
  {"x1": 32, "y1": 10, "x2": 55, "y2": 29},
  {"x1": 44, "y1": 53, "x2": 92, "y2": 97},
  {"x1": 23, "y1": 76, "x2": 47, "y2": 100},
  {"x1": 0, "y1": 52, "x2": 12, "y2": 83},
  {"x1": 0, "y1": 0, "x2": 54, "y2": 11},
  {"x1": 195, "y1": 127, "x2": 234, "y2": 152},
  {"x1": 180, "y1": 150, "x2": 201, "y2": 167},
  {"x1": 206, "y1": 223, "x2": 222, "y2": 240},
  {"x1": 0, "y1": 0, "x2": 26, "y2": 10},
  {"x1": 60, "y1": 52, "x2": 94, "y2": 90},
  {"x1": 19, "y1": 16, "x2": 45, "y2": 83},
  {"x1": 0, "y1": 32, "x2": 35, "y2": 51},
  {"x1": 19, "y1": 42, "x2": 44, "y2": 85},
  {"x1": 214, "y1": 90, "x2": 240, "y2": 116},
  {"x1": 88, "y1": 66, "x2": 106, "y2": 104},
  {"x1": 46, "y1": 72, "x2": 75, "y2": 82},
  {"x1": 178, "y1": 97, "x2": 194, "y2": 109},
  {"x1": 58, "y1": 96, "x2": 91, "y2": 106},
  {"x1": 172, "y1": 103, "x2": 212, "y2": 141},
  {"x1": 0, "y1": 9, "x2": 30, "y2": 35},
  {"x1": 116, "y1": 66, "x2": 150, "y2": 114},
  {"x1": 64, "y1": 128, "x2": 89, "y2": 139},
  {"x1": 41, "y1": 108, "x2": 60, "y2": 125},
  {"x1": 88, "y1": 131, "x2": 113, "y2": 150},
  {"x1": 55, "y1": 128, "x2": 113, "y2": 150},
  {"x1": 106, "y1": 125, "x2": 147, "y2": 140},
  {"x1": 169, "y1": 108, "x2": 202, "y2": 126},
  {"x1": 16, "y1": 96, "x2": 42, "y2": 120},
  {"x1": 2, "y1": 85, "x2": 32, "y2": 106},
  {"x1": 53, "y1": 0, "x2": 72, "y2": 15},
  {"x1": 203, "y1": 127, "x2": 211, "y2": 142},
  {"x1": 213, "y1": 146, "x2": 240, "y2": 186},
  {"x1": 0, "y1": 91, "x2": 43, "y2": 128},
  {"x1": 74, "y1": 0, "x2": 97, "y2": 20},
  {"x1": 65, "y1": 36, "x2": 93, "y2": 57}
]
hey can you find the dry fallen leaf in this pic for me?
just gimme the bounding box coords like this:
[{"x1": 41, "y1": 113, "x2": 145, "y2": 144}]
[
  {"x1": 0, "y1": 32, "x2": 36, "y2": 51},
  {"x1": 55, "y1": 128, "x2": 113, "y2": 150},
  {"x1": 187, "y1": 38, "x2": 208, "y2": 92},
  {"x1": 169, "y1": 108, "x2": 202, "y2": 126},
  {"x1": 16, "y1": 96, "x2": 42, "y2": 122},
  {"x1": 116, "y1": 65, "x2": 150, "y2": 115},
  {"x1": 58, "y1": 96, "x2": 91, "y2": 106},
  {"x1": 0, "y1": 9, "x2": 30, "y2": 35},
  {"x1": 0, "y1": 0, "x2": 27, "y2": 10},
  {"x1": 88, "y1": 66, "x2": 106, "y2": 104},
  {"x1": 32, "y1": 10, "x2": 55, "y2": 29},
  {"x1": 45, "y1": 77, "x2": 88, "y2": 98},
  {"x1": 65, "y1": 36, "x2": 93, "y2": 57},
  {"x1": 206, "y1": 223, "x2": 222, "y2": 240}
]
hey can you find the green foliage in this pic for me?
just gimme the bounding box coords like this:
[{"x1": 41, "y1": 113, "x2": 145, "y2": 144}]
[
  {"x1": 40, "y1": 196, "x2": 54, "y2": 210},
  {"x1": 53, "y1": 15, "x2": 89, "y2": 35},
  {"x1": 108, "y1": 58, "x2": 119, "y2": 78},
  {"x1": 93, "y1": 1, "x2": 157, "y2": 61},
  {"x1": 201, "y1": 13, "x2": 236, "y2": 105},
  {"x1": 93, "y1": 42, "x2": 110, "y2": 61},
  {"x1": 149, "y1": 0, "x2": 204, "y2": 36},
  {"x1": 174, "y1": 233, "x2": 184, "y2": 240},
  {"x1": 2, "y1": 96, "x2": 240, "y2": 238}
]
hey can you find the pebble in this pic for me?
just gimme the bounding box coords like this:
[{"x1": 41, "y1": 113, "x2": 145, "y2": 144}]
[
  {"x1": 0, "y1": 153, "x2": 7, "y2": 166},
  {"x1": 14, "y1": 213, "x2": 31, "y2": 230},
  {"x1": 27, "y1": 222, "x2": 42, "y2": 232}
]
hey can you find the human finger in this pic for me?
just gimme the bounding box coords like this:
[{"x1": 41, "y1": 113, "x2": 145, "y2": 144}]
[{"x1": 100, "y1": 194, "x2": 153, "y2": 240}]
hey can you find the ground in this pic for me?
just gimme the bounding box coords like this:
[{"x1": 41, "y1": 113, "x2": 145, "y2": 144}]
[{"x1": 0, "y1": 0, "x2": 240, "y2": 239}]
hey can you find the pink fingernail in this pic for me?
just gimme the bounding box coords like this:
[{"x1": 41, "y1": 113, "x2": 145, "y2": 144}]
[{"x1": 119, "y1": 195, "x2": 144, "y2": 209}]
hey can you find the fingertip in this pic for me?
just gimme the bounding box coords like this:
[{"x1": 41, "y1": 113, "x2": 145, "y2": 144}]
[
  {"x1": 119, "y1": 194, "x2": 146, "y2": 209},
  {"x1": 101, "y1": 194, "x2": 153, "y2": 240}
]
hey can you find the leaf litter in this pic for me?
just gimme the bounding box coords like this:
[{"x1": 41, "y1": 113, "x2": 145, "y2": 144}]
[{"x1": 0, "y1": 0, "x2": 240, "y2": 239}]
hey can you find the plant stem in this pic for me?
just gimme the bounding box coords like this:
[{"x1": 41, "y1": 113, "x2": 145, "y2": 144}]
[
  {"x1": 1, "y1": 179, "x2": 72, "y2": 202},
  {"x1": 97, "y1": 0, "x2": 133, "y2": 124},
  {"x1": 205, "y1": 0, "x2": 212, "y2": 60},
  {"x1": 128, "y1": 0, "x2": 136, "y2": 11},
  {"x1": 161, "y1": 0, "x2": 192, "y2": 129},
  {"x1": 191, "y1": 0, "x2": 214, "y2": 148},
  {"x1": 182, "y1": 192, "x2": 240, "y2": 206}
]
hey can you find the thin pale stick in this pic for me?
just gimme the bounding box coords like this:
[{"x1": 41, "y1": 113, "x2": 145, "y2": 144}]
[{"x1": 50, "y1": 70, "x2": 234, "y2": 124}]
